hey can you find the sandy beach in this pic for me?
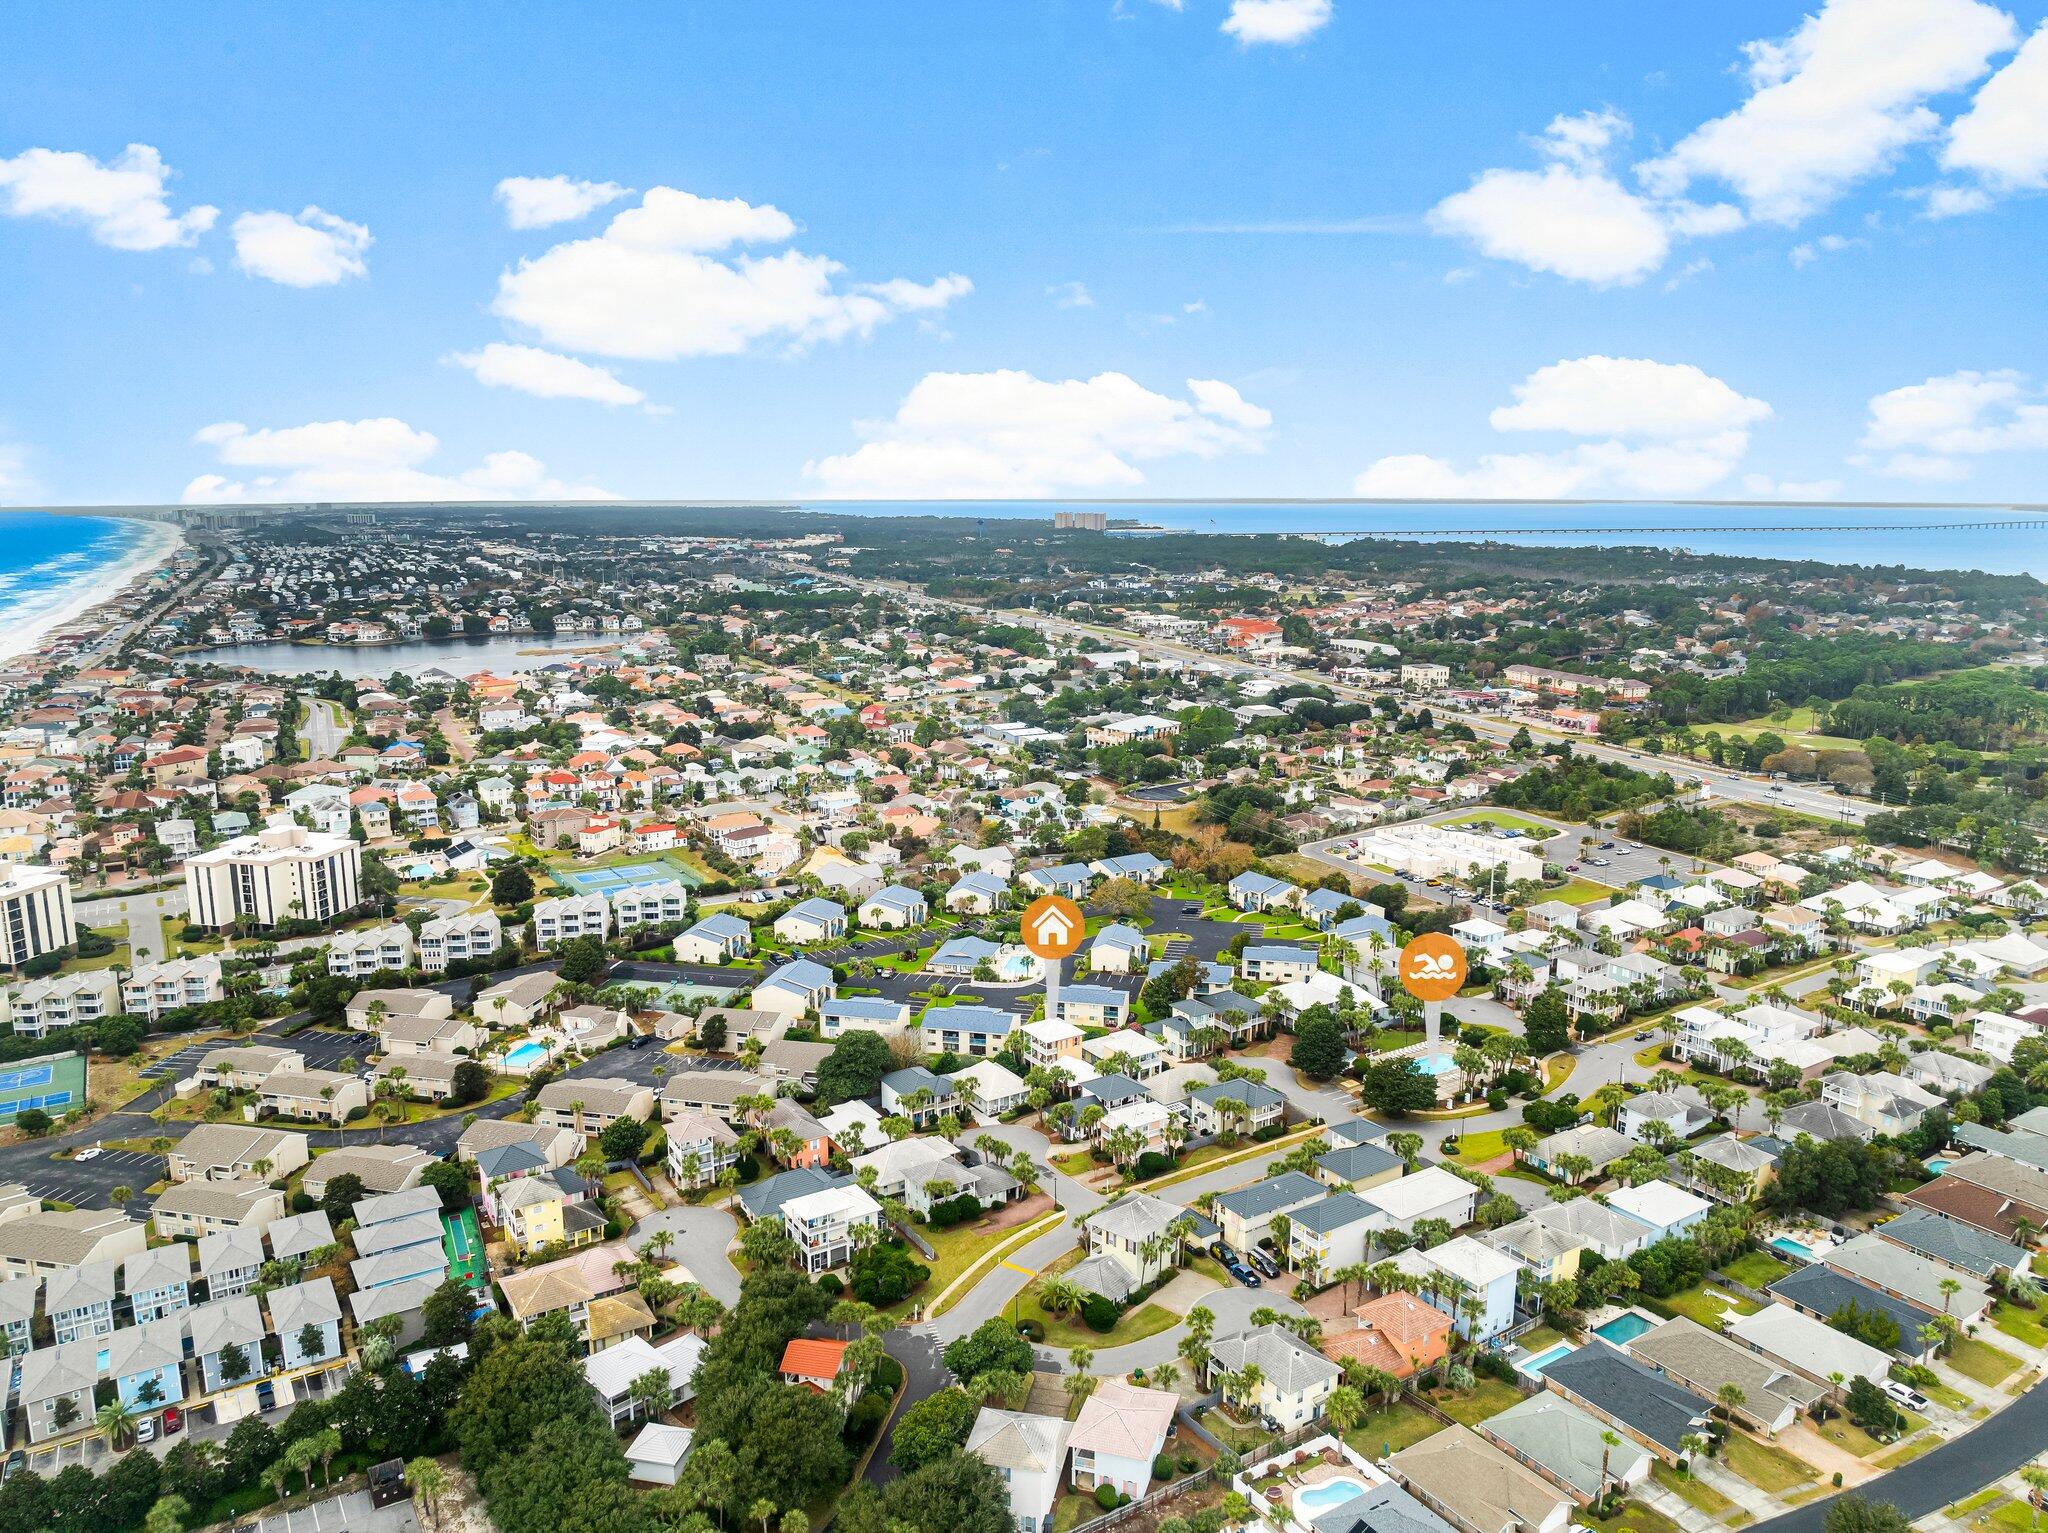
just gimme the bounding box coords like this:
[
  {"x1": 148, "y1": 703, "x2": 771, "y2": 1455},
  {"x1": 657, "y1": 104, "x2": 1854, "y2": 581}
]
[{"x1": 0, "y1": 516, "x2": 188, "y2": 665}]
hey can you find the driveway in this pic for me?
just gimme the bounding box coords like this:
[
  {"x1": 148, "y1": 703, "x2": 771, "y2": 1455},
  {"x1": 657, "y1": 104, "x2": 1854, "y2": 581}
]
[
  {"x1": 1748, "y1": 1375, "x2": 2048, "y2": 1533},
  {"x1": 625, "y1": 1203, "x2": 743, "y2": 1306},
  {"x1": 865, "y1": 1323, "x2": 952, "y2": 1487}
]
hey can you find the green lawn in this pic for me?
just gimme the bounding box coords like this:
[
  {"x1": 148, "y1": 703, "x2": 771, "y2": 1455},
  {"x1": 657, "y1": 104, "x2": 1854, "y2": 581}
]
[
  {"x1": 1720, "y1": 1434, "x2": 1818, "y2": 1493},
  {"x1": 1428, "y1": 1378, "x2": 1524, "y2": 1426},
  {"x1": 1446, "y1": 1128, "x2": 1511, "y2": 1166},
  {"x1": 1949, "y1": 1335, "x2": 2024, "y2": 1386},
  {"x1": 1015, "y1": 1293, "x2": 1180, "y2": 1350},
  {"x1": 1722, "y1": 1250, "x2": 1793, "y2": 1289},
  {"x1": 1645, "y1": 1284, "x2": 1759, "y2": 1329},
  {"x1": 1991, "y1": 1302, "x2": 2048, "y2": 1349},
  {"x1": 1437, "y1": 809, "x2": 1559, "y2": 837},
  {"x1": 1342, "y1": 1403, "x2": 1445, "y2": 1459},
  {"x1": 1817, "y1": 1408, "x2": 1925, "y2": 1457},
  {"x1": 892, "y1": 1217, "x2": 1046, "y2": 1314},
  {"x1": 1873, "y1": 1436, "x2": 1939, "y2": 1470},
  {"x1": 1652, "y1": 1463, "x2": 1743, "y2": 1522},
  {"x1": 1576, "y1": 1500, "x2": 1686, "y2": 1533},
  {"x1": 1549, "y1": 878, "x2": 1621, "y2": 905}
]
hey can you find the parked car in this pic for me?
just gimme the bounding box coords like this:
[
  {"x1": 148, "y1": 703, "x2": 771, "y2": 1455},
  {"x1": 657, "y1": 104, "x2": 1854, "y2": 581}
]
[
  {"x1": 135, "y1": 1417, "x2": 157, "y2": 1445},
  {"x1": 1183, "y1": 904, "x2": 1203, "y2": 916},
  {"x1": 1209, "y1": 1240, "x2": 1233, "y2": 1264},
  {"x1": 1880, "y1": 1381, "x2": 1929, "y2": 1411},
  {"x1": 1231, "y1": 1263, "x2": 1262, "y2": 1289},
  {"x1": 163, "y1": 1406, "x2": 183, "y2": 1434},
  {"x1": 1247, "y1": 1249, "x2": 1280, "y2": 1279}
]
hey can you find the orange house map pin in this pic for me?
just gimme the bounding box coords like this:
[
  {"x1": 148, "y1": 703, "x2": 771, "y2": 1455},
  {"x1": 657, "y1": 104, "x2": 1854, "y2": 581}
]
[
  {"x1": 1021, "y1": 895, "x2": 1085, "y2": 960},
  {"x1": 1398, "y1": 933, "x2": 1467, "y2": 1002}
]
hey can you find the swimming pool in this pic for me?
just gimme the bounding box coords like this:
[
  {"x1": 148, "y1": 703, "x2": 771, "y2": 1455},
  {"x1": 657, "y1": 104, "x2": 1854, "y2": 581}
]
[
  {"x1": 1518, "y1": 1342, "x2": 1576, "y2": 1376},
  {"x1": 1412, "y1": 1053, "x2": 1456, "y2": 1076},
  {"x1": 1770, "y1": 1236, "x2": 1816, "y2": 1262},
  {"x1": 993, "y1": 950, "x2": 1038, "y2": 982},
  {"x1": 1295, "y1": 1480, "x2": 1372, "y2": 1516},
  {"x1": 503, "y1": 1041, "x2": 550, "y2": 1069},
  {"x1": 1924, "y1": 1157, "x2": 1952, "y2": 1176},
  {"x1": 1594, "y1": 1312, "x2": 1655, "y2": 1346}
]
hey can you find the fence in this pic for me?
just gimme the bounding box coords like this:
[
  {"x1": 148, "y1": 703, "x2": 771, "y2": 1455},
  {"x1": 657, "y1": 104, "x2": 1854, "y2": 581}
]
[{"x1": 1073, "y1": 1468, "x2": 1222, "y2": 1533}]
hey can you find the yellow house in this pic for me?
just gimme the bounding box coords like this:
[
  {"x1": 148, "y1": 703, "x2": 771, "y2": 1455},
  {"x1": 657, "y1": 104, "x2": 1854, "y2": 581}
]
[{"x1": 500, "y1": 1177, "x2": 605, "y2": 1256}]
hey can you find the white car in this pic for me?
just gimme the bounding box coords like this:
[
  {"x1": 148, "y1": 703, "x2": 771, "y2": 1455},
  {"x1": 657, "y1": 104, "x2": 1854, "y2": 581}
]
[
  {"x1": 74, "y1": 1147, "x2": 102, "y2": 1161},
  {"x1": 1880, "y1": 1380, "x2": 1929, "y2": 1412}
]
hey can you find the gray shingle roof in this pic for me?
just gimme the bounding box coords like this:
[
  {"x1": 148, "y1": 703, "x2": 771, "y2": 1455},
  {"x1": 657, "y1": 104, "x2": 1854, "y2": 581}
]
[{"x1": 1541, "y1": 1337, "x2": 1711, "y2": 1453}]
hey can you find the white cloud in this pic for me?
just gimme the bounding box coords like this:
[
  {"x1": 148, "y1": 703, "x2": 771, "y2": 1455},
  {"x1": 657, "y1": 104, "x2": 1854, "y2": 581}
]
[
  {"x1": 1861, "y1": 369, "x2": 2048, "y2": 455},
  {"x1": 1789, "y1": 232, "x2": 1857, "y2": 266},
  {"x1": 0, "y1": 143, "x2": 216, "y2": 250},
  {"x1": 1428, "y1": 109, "x2": 1738, "y2": 286},
  {"x1": 1943, "y1": 20, "x2": 2048, "y2": 190},
  {"x1": 1355, "y1": 355, "x2": 1769, "y2": 497},
  {"x1": 1742, "y1": 472, "x2": 1844, "y2": 499},
  {"x1": 1535, "y1": 108, "x2": 1631, "y2": 168},
  {"x1": 492, "y1": 187, "x2": 969, "y2": 360},
  {"x1": 447, "y1": 343, "x2": 646, "y2": 407},
  {"x1": 183, "y1": 417, "x2": 612, "y2": 502},
  {"x1": 1048, "y1": 280, "x2": 1094, "y2": 308},
  {"x1": 1429, "y1": 162, "x2": 1673, "y2": 286},
  {"x1": 1222, "y1": 0, "x2": 1332, "y2": 46},
  {"x1": 1919, "y1": 184, "x2": 1995, "y2": 217},
  {"x1": 1488, "y1": 355, "x2": 1771, "y2": 439},
  {"x1": 493, "y1": 175, "x2": 632, "y2": 229},
  {"x1": 1876, "y1": 452, "x2": 1970, "y2": 480},
  {"x1": 1637, "y1": 0, "x2": 2017, "y2": 224},
  {"x1": 805, "y1": 370, "x2": 1271, "y2": 497},
  {"x1": 230, "y1": 206, "x2": 371, "y2": 287},
  {"x1": 858, "y1": 274, "x2": 974, "y2": 311}
]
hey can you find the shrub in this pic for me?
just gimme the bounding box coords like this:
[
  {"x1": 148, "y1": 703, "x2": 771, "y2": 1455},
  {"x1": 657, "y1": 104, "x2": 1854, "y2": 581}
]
[
  {"x1": 1487, "y1": 1089, "x2": 1509, "y2": 1111},
  {"x1": 1016, "y1": 1318, "x2": 1046, "y2": 1342},
  {"x1": 927, "y1": 1192, "x2": 985, "y2": 1229},
  {"x1": 843, "y1": 1392, "x2": 891, "y2": 1447},
  {"x1": 1096, "y1": 1484, "x2": 1122, "y2": 1510},
  {"x1": 1136, "y1": 1150, "x2": 1173, "y2": 1179},
  {"x1": 1252, "y1": 1123, "x2": 1285, "y2": 1142},
  {"x1": 1153, "y1": 1454, "x2": 1178, "y2": 1482},
  {"x1": 817, "y1": 1273, "x2": 844, "y2": 1297},
  {"x1": 1081, "y1": 1295, "x2": 1119, "y2": 1333}
]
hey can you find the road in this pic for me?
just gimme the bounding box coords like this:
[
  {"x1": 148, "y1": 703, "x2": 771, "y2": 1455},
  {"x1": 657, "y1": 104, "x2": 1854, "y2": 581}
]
[
  {"x1": 71, "y1": 538, "x2": 222, "y2": 670},
  {"x1": 301, "y1": 697, "x2": 351, "y2": 759},
  {"x1": 788, "y1": 563, "x2": 1874, "y2": 826},
  {"x1": 72, "y1": 887, "x2": 177, "y2": 964},
  {"x1": 1749, "y1": 1375, "x2": 2048, "y2": 1533}
]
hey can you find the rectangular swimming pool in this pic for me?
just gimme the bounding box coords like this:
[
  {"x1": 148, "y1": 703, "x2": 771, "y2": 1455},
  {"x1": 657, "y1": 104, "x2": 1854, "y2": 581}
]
[
  {"x1": 1594, "y1": 1312, "x2": 1655, "y2": 1346},
  {"x1": 1518, "y1": 1342, "x2": 1576, "y2": 1376},
  {"x1": 1770, "y1": 1236, "x2": 1816, "y2": 1262},
  {"x1": 503, "y1": 1041, "x2": 550, "y2": 1069}
]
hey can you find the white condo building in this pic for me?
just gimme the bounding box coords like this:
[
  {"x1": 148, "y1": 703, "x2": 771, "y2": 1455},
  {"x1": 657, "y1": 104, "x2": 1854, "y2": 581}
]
[
  {"x1": 121, "y1": 956, "x2": 225, "y2": 1019},
  {"x1": 184, "y1": 824, "x2": 363, "y2": 929},
  {"x1": 0, "y1": 866, "x2": 76, "y2": 969}
]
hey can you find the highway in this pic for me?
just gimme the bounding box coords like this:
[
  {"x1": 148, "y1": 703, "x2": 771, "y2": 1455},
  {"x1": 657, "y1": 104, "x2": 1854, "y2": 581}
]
[{"x1": 796, "y1": 563, "x2": 1874, "y2": 826}]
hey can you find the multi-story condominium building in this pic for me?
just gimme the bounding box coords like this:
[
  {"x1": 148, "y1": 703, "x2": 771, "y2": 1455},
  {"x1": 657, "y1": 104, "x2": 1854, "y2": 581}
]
[
  {"x1": 121, "y1": 955, "x2": 225, "y2": 1018},
  {"x1": 781, "y1": 1183, "x2": 882, "y2": 1273},
  {"x1": 531, "y1": 892, "x2": 610, "y2": 948},
  {"x1": 1, "y1": 970, "x2": 118, "y2": 1037},
  {"x1": 611, "y1": 880, "x2": 691, "y2": 930},
  {"x1": 0, "y1": 864, "x2": 75, "y2": 969},
  {"x1": 417, "y1": 910, "x2": 502, "y2": 970},
  {"x1": 185, "y1": 824, "x2": 363, "y2": 929},
  {"x1": 326, "y1": 922, "x2": 413, "y2": 977}
]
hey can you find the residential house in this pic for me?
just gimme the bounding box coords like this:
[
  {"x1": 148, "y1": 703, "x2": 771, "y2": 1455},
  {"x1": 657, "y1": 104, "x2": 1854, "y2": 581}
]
[
  {"x1": 1205, "y1": 1324, "x2": 1342, "y2": 1428},
  {"x1": 1387, "y1": 1425, "x2": 1573, "y2": 1533},
  {"x1": 1625, "y1": 1317, "x2": 1826, "y2": 1435},
  {"x1": 1483, "y1": 1394, "x2": 1652, "y2": 1506},
  {"x1": 1067, "y1": 1379, "x2": 1178, "y2": 1498},
  {"x1": 969, "y1": 1407, "x2": 1073, "y2": 1533},
  {"x1": 1540, "y1": 1339, "x2": 1712, "y2": 1464},
  {"x1": 753, "y1": 958, "x2": 836, "y2": 1018},
  {"x1": 1214, "y1": 1172, "x2": 1326, "y2": 1254},
  {"x1": 1322, "y1": 1288, "x2": 1453, "y2": 1380}
]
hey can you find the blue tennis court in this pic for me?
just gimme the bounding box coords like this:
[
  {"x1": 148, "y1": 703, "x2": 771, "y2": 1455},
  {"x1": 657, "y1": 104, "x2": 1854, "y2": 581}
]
[
  {"x1": 551, "y1": 855, "x2": 704, "y2": 894},
  {"x1": 0, "y1": 1065, "x2": 54, "y2": 1093}
]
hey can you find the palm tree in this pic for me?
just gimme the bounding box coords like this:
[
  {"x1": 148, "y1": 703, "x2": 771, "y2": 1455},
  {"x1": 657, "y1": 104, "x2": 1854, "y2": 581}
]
[
  {"x1": 2020, "y1": 1466, "x2": 2048, "y2": 1533},
  {"x1": 96, "y1": 1398, "x2": 136, "y2": 1449},
  {"x1": 402, "y1": 1456, "x2": 449, "y2": 1528}
]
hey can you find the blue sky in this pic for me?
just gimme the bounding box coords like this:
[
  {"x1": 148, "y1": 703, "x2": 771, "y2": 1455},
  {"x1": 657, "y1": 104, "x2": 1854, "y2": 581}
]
[{"x1": 2, "y1": 0, "x2": 2046, "y2": 506}]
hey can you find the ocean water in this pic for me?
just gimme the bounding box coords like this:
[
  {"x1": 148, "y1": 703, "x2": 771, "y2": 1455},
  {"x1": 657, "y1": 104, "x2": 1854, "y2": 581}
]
[
  {"x1": 806, "y1": 500, "x2": 2048, "y2": 577},
  {"x1": 0, "y1": 511, "x2": 157, "y2": 657}
]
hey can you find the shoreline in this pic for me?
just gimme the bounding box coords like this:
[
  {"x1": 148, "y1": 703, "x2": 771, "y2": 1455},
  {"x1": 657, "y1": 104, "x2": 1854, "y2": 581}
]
[{"x1": 0, "y1": 516, "x2": 189, "y2": 665}]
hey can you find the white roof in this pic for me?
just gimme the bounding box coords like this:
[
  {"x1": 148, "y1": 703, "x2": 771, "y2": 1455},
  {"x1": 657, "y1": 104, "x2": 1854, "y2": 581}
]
[
  {"x1": 782, "y1": 1185, "x2": 881, "y2": 1223},
  {"x1": 954, "y1": 1059, "x2": 1029, "y2": 1100},
  {"x1": 1023, "y1": 1018, "x2": 1083, "y2": 1045},
  {"x1": 626, "y1": 1421, "x2": 695, "y2": 1468},
  {"x1": 1361, "y1": 1165, "x2": 1476, "y2": 1222},
  {"x1": 1605, "y1": 1179, "x2": 1711, "y2": 1231},
  {"x1": 1728, "y1": 1303, "x2": 1889, "y2": 1383},
  {"x1": 1275, "y1": 972, "x2": 1381, "y2": 1012},
  {"x1": 1419, "y1": 1234, "x2": 1520, "y2": 1288}
]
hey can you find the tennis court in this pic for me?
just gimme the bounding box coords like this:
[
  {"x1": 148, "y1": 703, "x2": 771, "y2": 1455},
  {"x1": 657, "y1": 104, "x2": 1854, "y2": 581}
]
[
  {"x1": 550, "y1": 854, "x2": 705, "y2": 895},
  {"x1": 443, "y1": 1207, "x2": 486, "y2": 1291}
]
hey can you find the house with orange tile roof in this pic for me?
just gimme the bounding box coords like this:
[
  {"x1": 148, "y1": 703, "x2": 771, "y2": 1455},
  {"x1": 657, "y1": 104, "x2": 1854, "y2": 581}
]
[
  {"x1": 779, "y1": 1336, "x2": 851, "y2": 1394},
  {"x1": 1321, "y1": 1289, "x2": 1454, "y2": 1380}
]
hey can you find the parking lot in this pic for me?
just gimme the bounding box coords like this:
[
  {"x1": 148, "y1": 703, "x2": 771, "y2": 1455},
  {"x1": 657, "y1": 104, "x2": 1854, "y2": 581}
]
[{"x1": 251, "y1": 1489, "x2": 418, "y2": 1533}]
